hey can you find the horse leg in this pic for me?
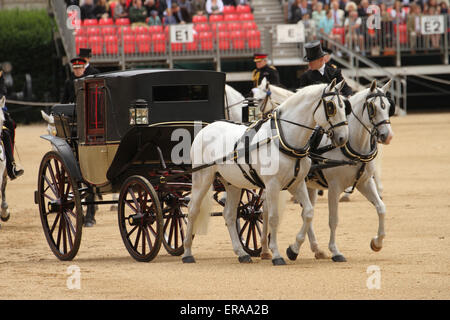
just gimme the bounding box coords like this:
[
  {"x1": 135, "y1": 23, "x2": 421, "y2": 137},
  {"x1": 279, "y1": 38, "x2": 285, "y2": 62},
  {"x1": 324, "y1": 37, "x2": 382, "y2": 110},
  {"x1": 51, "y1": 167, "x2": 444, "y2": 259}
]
[
  {"x1": 356, "y1": 178, "x2": 386, "y2": 251},
  {"x1": 286, "y1": 180, "x2": 314, "y2": 262},
  {"x1": 328, "y1": 186, "x2": 346, "y2": 262},
  {"x1": 222, "y1": 185, "x2": 252, "y2": 263},
  {"x1": 260, "y1": 191, "x2": 272, "y2": 260},
  {"x1": 0, "y1": 170, "x2": 9, "y2": 222},
  {"x1": 263, "y1": 186, "x2": 286, "y2": 266},
  {"x1": 305, "y1": 188, "x2": 327, "y2": 259},
  {"x1": 84, "y1": 190, "x2": 96, "y2": 227},
  {"x1": 182, "y1": 168, "x2": 215, "y2": 263}
]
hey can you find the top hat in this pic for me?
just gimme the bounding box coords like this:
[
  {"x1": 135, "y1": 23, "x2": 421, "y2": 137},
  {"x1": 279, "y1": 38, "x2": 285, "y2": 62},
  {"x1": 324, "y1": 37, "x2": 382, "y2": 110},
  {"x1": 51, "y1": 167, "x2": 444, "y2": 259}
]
[
  {"x1": 253, "y1": 53, "x2": 268, "y2": 62},
  {"x1": 322, "y1": 46, "x2": 333, "y2": 55},
  {"x1": 79, "y1": 48, "x2": 92, "y2": 58},
  {"x1": 70, "y1": 57, "x2": 87, "y2": 68},
  {"x1": 303, "y1": 41, "x2": 327, "y2": 62}
]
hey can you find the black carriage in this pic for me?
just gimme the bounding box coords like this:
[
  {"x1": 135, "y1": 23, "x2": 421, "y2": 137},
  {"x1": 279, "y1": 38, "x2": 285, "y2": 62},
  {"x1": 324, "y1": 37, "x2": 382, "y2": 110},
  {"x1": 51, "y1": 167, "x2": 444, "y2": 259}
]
[{"x1": 36, "y1": 69, "x2": 263, "y2": 262}]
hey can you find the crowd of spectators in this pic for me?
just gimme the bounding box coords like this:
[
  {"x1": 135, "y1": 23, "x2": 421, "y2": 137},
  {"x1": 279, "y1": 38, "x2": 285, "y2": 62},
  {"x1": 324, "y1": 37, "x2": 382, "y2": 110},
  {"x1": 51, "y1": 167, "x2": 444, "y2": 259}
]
[
  {"x1": 66, "y1": 0, "x2": 253, "y2": 26},
  {"x1": 287, "y1": 0, "x2": 450, "y2": 55}
]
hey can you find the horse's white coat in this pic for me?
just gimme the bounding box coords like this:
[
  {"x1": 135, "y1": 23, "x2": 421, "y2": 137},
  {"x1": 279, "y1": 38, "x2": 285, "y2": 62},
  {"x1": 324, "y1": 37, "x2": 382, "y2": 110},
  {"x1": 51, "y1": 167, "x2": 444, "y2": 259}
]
[
  {"x1": 0, "y1": 97, "x2": 9, "y2": 222},
  {"x1": 183, "y1": 81, "x2": 349, "y2": 264}
]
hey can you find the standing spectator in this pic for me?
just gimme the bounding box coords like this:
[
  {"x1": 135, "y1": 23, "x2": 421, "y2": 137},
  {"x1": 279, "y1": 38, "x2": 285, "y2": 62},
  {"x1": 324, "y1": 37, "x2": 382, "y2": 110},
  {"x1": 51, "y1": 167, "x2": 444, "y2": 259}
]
[
  {"x1": 407, "y1": 3, "x2": 421, "y2": 53},
  {"x1": 129, "y1": 0, "x2": 148, "y2": 23},
  {"x1": 144, "y1": 0, "x2": 158, "y2": 16},
  {"x1": 302, "y1": 13, "x2": 317, "y2": 41},
  {"x1": 114, "y1": 0, "x2": 130, "y2": 19},
  {"x1": 319, "y1": 9, "x2": 343, "y2": 55},
  {"x1": 357, "y1": 0, "x2": 369, "y2": 18},
  {"x1": 344, "y1": 8, "x2": 364, "y2": 54},
  {"x1": 93, "y1": 0, "x2": 109, "y2": 19},
  {"x1": 165, "y1": 3, "x2": 183, "y2": 24},
  {"x1": 192, "y1": 0, "x2": 206, "y2": 15},
  {"x1": 81, "y1": 0, "x2": 96, "y2": 20},
  {"x1": 290, "y1": 0, "x2": 304, "y2": 23},
  {"x1": 148, "y1": 10, "x2": 162, "y2": 25},
  {"x1": 428, "y1": 5, "x2": 441, "y2": 48},
  {"x1": 440, "y1": 1, "x2": 449, "y2": 14},
  {"x1": 205, "y1": 0, "x2": 224, "y2": 15},
  {"x1": 178, "y1": 0, "x2": 193, "y2": 23},
  {"x1": 391, "y1": 0, "x2": 406, "y2": 23},
  {"x1": 330, "y1": 0, "x2": 345, "y2": 26},
  {"x1": 300, "y1": 0, "x2": 312, "y2": 16},
  {"x1": 312, "y1": 1, "x2": 326, "y2": 26},
  {"x1": 223, "y1": 0, "x2": 236, "y2": 6},
  {"x1": 380, "y1": 2, "x2": 395, "y2": 49}
]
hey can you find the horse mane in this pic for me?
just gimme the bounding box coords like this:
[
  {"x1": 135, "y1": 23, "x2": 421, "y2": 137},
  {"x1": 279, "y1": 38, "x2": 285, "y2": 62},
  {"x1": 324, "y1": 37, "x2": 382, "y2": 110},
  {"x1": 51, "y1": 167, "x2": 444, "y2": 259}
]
[
  {"x1": 268, "y1": 84, "x2": 294, "y2": 98},
  {"x1": 225, "y1": 84, "x2": 244, "y2": 100},
  {"x1": 278, "y1": 83, "x2": 327, "y2": 111}
]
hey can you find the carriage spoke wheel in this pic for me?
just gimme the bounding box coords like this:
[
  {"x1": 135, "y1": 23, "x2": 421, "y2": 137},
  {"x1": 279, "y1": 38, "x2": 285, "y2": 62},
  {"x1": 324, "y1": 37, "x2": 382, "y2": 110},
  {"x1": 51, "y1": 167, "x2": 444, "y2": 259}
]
[
  {"x1": 161, "y1": 191, "x2": 190, "y2": 256},
  {"x1": 236, "y1": 189, "x2": 265, "y2": 257},
  {"x1": 118, "y1": 176, "x2": 163, "y2": 262},
  {"x1": 38, "y1": 151, "x2": 83, "y2": 261}
]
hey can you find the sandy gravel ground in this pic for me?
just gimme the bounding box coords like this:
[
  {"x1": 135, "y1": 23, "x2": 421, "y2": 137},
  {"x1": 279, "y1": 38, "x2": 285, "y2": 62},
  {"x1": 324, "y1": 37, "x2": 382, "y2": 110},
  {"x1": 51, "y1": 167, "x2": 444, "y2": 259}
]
[{"x1": 0, "y1": 112, "x2": 449, "y2": 300}]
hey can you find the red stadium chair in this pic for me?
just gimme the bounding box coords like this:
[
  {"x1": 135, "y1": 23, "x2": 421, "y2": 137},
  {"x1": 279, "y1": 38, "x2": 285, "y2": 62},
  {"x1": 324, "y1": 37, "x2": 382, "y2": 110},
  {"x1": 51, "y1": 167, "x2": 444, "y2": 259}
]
[
  {"x1": 136, "y1": 34, "x2": 151, "y2": 53},
  {"x1": 171, "y1": 42, "x2": 183, "y2": 52},
  {"x1": 236, "y1": 5, "x2": 251, "y2": 14},
  {"x1": 83, "y1": 19, "x2": 98, "y2": 26},
  {"x1": 227, "y1": 22, "x2": 241, "y2": 31},
  {"x1": 185, "y1": 40, "x2": 198, "y2": 51},
  {"x1": 194, "y1": 23, "x2": 210, "y2": 33},
  {"x1": 104, "y1": 35, "x2": 119, "y2": 54},
  {"x1": 101, "y1": 26, "x2": 116, "y2": 36},
  {"x1": 74, "y1": 27, "x2": 86, "y2": 37},
  {"x1": 115, "y1": 18, "x2": 130, "y2": 26},
  {"x1": 239, "y1": 13, "x2": 254, "y2": 21},
  {"x1": 98, "y1": 18, "x2": 114, "y2": 26},
  {"x1": 75, "y1": 36, "x2": 88, "y2": 54},
  {"x1": 218, "y1": 31, "x2": 230, "y2": 50},
  {"x1": 123, "y1": 34, "x2": 136, "y2": 54},
  {"x1": 110, "y1": 1, "x2": 117, "y2": 18},
  {"x1": 88, "y1": 36, "x2": 103, "y2": 55},
  {"x1": 230, "y1": 31, "x2": 245, "y2": 50},
  {"x1": 193, "y1": 15, "x2": 208, "y2": 23},
  {"x1": 242, "y1": 21, "x2": 257, "y2": 30},
  {"x1": 223, "y1": 5, "x2": 236, "y2": 14},
  {"x1": 224, "y1": 14, "x2": 238, "y2": 21},
  {"x1": 247, "y1": 30, "x2": 261, "y2": 49},
  {"x1": 86, "y1": 26, "x2": 101, "y2": 37},
  {"x1": 117, "y1": 26, "x2": 134, "y2": 36},
  {"x1": 134, "y1": 25, "x2": 148, "y2": 35},
  {"x1": 152, "y1": 33, "x2": 166, "y2": 53},
  {"x1": 199, "y1": 32, "x2": 213, "y2": 51},
  {"x1": 209, "y1": 14, "x2": 223, "y2": 23},
  {"x1": 148, "y1": 25, "x2": 163, "y2": 34}
]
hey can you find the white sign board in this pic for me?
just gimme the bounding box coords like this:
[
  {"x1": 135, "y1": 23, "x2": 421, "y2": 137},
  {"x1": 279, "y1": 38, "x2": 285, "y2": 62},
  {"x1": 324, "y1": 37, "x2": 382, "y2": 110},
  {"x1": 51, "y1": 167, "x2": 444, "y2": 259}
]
[
  {"x1": 170, "y1": 24, "x2": 194, "y2": 43},
  {"x1": 276, "y1": 24, "x2": 305, "y2": 43},
  {"x1": 421, "y1": 15, "x2": 445, "y2": 35}
]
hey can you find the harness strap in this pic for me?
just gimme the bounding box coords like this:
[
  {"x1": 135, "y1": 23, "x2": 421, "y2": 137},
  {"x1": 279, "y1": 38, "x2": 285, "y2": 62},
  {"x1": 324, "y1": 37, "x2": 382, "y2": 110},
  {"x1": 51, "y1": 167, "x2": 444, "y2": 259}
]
[
  {"x1": 283, "y1": 158, "x2": 301, "y2": 190},
  {"x1": 346, "y1": 162, "x2": 367, "y2": 194}
]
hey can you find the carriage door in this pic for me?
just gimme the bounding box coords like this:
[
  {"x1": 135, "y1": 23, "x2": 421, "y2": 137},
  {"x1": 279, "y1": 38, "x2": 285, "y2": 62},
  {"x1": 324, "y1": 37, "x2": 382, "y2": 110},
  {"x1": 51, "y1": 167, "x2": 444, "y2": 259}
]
[{"x1": 85, "y1": 80, "x2": 106, "y2": 144}]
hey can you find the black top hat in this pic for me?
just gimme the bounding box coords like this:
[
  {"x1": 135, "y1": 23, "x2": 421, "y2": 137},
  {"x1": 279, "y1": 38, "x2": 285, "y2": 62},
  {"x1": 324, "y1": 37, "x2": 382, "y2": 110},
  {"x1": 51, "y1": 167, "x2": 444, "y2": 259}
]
[
  {"x1": 303, "y1": 41, "x2": 327, "y2": 62},
  {"x1": 79, "y1": 48, "x2": 92, "y2": 58},
  {"x1": 323, "y1": 46, "x2": 333, "y2": 55}
]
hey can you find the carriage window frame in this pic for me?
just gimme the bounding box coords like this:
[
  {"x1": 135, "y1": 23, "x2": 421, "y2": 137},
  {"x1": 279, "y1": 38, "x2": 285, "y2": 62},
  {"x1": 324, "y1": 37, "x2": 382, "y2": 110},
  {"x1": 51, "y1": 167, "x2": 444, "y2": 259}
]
[
  {"x1": 84, "y1": 80, "x2": 106, "y2": 145},
  {"x1": 152, "y1": 84, "x2": 209, "y2": 103}
]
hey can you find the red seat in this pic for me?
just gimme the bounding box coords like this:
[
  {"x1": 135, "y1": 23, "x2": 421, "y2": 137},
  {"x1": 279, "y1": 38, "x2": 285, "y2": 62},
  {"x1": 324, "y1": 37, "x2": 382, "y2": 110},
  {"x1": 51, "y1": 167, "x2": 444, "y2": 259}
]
[
  {"x1": 75, "y1": 36, "x2": 88, "y2": 54},
  {"x1": 171, "y1": 42, "x2": 183, "y2": 52},
  {"x1": 218, "y1": 31, "x2": 230, "y2": 50},
  {"x1": 134, "y1": 25, "x2": 148, "y2": 35},
  {"x1": 224, "y1": 14, "x2": 238, "y2": 21},
  {"x1": 242, "y1": 21, "x2": 257, "y2": 30},
  {"x1": 83, "y1": 19, "x2": 98, "y2": 26},
  {"x1": 199, "y1": 32, "x2": 213, "y2": 51},
  {"x1": 74, "y1": 27, "x2": 86, "y2": 37},
  {"x1": 98, "y1": 18, "x2": 114, "y2": 26},
  {"x1": 86, "y1": 26, "x2": 100, "y2": 37},
  {"x1": 88, "y1": 36, "x2": 103, "y2": 55},
  {"x1": 101, "y1": 26, "x2": 116, "y2": 36},
  {"x1": 123, "y1": 34, "x2": 135, "y2": 54},
  {"x1": 194, "y1": 23, "x2": 210, "y2": 33},
  {"x1": 136, "y1": 34, "x2": 151, "y2": 53},
  {"x1": 227, "y1": 22, "x2": 241, "y2": 31},
  {"x1": 152, "y1": 33, "x2": 166, "y2": 53},
  {"x1": 117, "y1": 26, "x2": 134, "y2": 36},
  {"x1": 236, "y1": 5, "x2": 251, "y2": 14},
  {"x1": 223, "y1": 5, "x2": 236, "y2": 14},
  {"x1": 115, "y1": 18, "x2": 130, "y2": 26},
  {"x1": 332, "y1": 27, "x2": 345, "y2": 44},
  {"x1": 148, "y1": 25, "x2": 163, "y2": 34},
  {"x1": 186, "y1": 35, "x2": 198, "y2": 51},
  {"x1": 246, "y1": 30, "x2": 261, "y2": 49},
  {"x1": 104, "y1": 35, "x2": 118, "y2": 54},
  {"x1": 209, "y1": 14, "x2": 223, "y2": 23},
  {"x1": 193, "y1": 15, "x2": 208, "y2": 23},
  {"x1": 393, "y1": 24, "x2": 408, "y2": 44},
  {"x1": 230, "y1": 31, "x2": 245, "y2": 50},
  {"x1": 239, "y1": 13, "x2": 254, "y2": 21},
  {"x1": 110, "y1": 1, "x2": 117, "y2": 18}
]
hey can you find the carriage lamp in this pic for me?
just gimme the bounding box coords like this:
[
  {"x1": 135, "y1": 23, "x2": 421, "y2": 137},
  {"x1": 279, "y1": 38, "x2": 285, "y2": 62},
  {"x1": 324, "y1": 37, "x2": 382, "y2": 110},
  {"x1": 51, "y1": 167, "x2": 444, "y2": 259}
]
[{"x1": 129, "y1": 99, "x2": 149, "y2": 125}]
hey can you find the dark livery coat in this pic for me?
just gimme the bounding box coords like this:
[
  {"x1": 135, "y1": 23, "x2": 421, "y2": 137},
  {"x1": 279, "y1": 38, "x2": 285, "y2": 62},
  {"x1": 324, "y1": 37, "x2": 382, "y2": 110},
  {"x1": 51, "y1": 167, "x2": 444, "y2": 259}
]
[
  {"x1": 252, "y1": 65, "x2": 280, "y2": 87},
  {"x1": 298, "y1": 63, "x2": 353, "y2": 97},
  {"x1": 83, "y1": 64, "x2": 100, "y2": 77}
]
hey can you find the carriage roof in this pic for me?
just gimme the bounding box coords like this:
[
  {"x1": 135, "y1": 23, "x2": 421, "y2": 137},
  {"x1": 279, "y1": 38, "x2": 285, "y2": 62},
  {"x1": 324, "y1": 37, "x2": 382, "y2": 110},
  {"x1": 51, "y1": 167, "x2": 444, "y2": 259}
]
[{"x1": 74, "y1": 69, "x2": 226, "y2": 143}]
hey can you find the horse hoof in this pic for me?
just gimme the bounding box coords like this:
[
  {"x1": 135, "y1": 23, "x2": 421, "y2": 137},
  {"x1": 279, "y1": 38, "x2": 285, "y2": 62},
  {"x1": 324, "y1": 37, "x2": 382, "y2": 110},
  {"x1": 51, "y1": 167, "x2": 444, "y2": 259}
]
[
  {"x1": 1, "y1": 214, "x2": 10, "y2": 222},
  {"x1": 84, "y1": 221, "x2": 95, "y2": 228},
  {"x1": 286, "y1": 246, "x2": 298, "y2": 261},
  {"x1": 370, "y1": 238, "x2": 382, "y2": 252},
  {"x1": 314, "y1": 251, "x2": 328, "y2": 259},
  {"x1": 272, "y1": 257, "x2": 286, "y2": 266},
  {"x1": 182, "y1": 256, "x2": 196, "y2": 263},
  {"x1": 332, "y1": 255, "x2": 347, "y2": 262},
  {"x1": 238, "y1": 255, "x2": 252, "y2": 263},
  {"x1": 260, "y1": 252, "x2": 272, "y2": 260}
]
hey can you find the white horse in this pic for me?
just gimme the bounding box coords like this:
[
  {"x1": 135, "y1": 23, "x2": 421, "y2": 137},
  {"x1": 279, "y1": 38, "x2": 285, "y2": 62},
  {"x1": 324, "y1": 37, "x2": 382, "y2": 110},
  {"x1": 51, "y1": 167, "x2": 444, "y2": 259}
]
[
  {"x1": 0, "y1": 97, "x2": 10, "y2": 226},
  {"x1": 253, "y1": 77, "x2": 385, "y2": 201},
  {"x1": 261, "y1": 80, "x2": 395, "y2": 262},
  {"x1": 182, "y1": 80, "x2": 349, "y2": 265}
]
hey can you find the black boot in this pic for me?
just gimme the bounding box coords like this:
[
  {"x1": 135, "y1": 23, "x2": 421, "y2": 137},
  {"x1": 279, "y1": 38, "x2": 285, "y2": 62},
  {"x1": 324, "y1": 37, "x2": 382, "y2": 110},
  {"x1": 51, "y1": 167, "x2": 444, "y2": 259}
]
[
  {"x1": 7, "y1": 162, "x2": 23, "y2": 180},
  {"x1": 84, "y1": 192, "x2": 96, "y2": 227}
]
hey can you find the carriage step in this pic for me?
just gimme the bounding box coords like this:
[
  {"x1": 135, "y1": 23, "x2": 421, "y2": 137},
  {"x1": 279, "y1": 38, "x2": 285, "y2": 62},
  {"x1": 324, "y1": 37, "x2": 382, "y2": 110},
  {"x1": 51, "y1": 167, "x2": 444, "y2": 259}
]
[{"x1": 210, "y1": 212, "x2": 223, "y2": 217}]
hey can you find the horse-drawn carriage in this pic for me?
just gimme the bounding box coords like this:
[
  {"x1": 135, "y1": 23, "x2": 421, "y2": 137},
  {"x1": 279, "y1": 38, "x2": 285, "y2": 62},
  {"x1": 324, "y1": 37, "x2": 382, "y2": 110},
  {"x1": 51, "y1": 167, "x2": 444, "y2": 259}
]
[{"x1": 35, "y1": 69, "x2": 263, "y2": 261}]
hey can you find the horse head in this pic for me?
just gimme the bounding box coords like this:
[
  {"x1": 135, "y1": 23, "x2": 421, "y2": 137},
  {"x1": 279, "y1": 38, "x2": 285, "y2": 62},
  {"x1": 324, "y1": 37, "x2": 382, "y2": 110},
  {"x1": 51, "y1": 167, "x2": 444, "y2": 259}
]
[{"x1": 252, "y1": 78, "x2": 294, "y2": 116}]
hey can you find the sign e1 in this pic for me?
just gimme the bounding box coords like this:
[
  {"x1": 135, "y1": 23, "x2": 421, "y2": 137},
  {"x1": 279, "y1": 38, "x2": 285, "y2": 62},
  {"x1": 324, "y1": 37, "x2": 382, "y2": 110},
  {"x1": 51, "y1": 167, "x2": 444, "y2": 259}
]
[
  {"x1": 277, "y1": 24, "x2": 305, "y2": 43},
  {"x1": 421, "y1": 15, "x2": 445, "y2": 35},
  {"x1": 170, "y1": 24, "x2": 194, "y2": 43}
]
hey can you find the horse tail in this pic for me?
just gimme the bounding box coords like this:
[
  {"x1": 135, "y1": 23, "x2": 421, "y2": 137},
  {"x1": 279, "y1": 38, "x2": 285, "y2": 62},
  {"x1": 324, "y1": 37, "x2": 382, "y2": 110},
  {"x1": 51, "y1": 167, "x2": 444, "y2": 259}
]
[{"x1": 192, "y1": 187, "x2": 214, "y2": 235}]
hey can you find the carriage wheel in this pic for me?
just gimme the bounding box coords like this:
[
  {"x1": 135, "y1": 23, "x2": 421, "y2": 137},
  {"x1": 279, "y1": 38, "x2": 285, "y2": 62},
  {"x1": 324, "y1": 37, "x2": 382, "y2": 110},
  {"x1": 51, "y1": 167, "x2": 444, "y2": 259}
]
[
  {"x1": 38, "y1": 151, "x2": 83, "y2": 261},
  {"x1": 236, "y1": 189, "x2": 265, "y2": 257},
  {"x1": 162, "y1": 191, "x2": 190, "y2": 256},
  {"x1": 118, "y1": 175, "x2": 163, "y2": 262}
]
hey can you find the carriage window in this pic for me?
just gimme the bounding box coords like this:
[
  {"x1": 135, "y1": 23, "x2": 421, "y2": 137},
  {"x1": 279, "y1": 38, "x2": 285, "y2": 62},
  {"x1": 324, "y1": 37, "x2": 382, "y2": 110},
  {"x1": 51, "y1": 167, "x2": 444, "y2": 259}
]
[
  {"x1": 85, "y1": 81, "x2": 105, "y2": 144},
  {"x1": 153, "y1": 85, "x2": 208, "y2": 102}
]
